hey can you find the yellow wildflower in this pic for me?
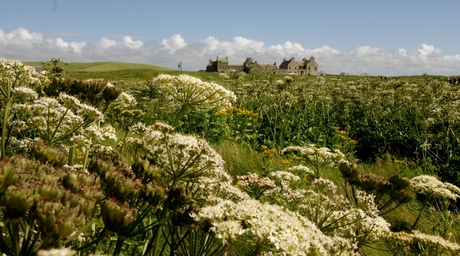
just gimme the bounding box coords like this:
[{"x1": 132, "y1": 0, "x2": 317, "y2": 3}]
[{"x1": 281, "y1": 159, "x2": 292, "y2": 165}]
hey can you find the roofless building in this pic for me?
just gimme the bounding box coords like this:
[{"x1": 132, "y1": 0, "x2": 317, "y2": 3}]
[{"x1": 206, "y1": 56, "x2": 321, "y2": 75}]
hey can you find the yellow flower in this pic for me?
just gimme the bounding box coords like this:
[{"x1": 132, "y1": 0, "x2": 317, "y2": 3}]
[
  {"x1": 281, "y1": 159, "x2": 292, "y2": 165},
  {"x1": 215, "y1": 110, "x2": 227, "y2": 116}
]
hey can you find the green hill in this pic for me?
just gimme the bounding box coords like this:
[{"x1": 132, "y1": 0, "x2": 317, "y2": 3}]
[
  {"x1": 24, "y1": 61, "x2": 175, "y2": 81},
  {"x1": 25, "y1": 61, "x2": 173, "y2": 72}
]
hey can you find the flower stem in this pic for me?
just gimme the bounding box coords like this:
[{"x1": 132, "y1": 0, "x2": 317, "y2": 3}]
[
  {"x1": 410, "y1": 201, "x2": 428, "y2": 231},
  {"x1": 172, "y1": 104, "x2": 188, "y2": 127},
  {"x1": 113, "y1": 236, "x2": 126, "y2": 256},
  {"x1": 1, "y1": 97, "x2": 12, "y2": 159},
  {"x1": 151, "y1": 224, "x2": 163, "y2": 256}
]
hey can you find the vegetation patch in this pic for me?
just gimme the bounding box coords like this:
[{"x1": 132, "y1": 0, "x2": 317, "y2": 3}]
[{"x1": 0, "y1": 58, "x2": 459, "y2": 255}]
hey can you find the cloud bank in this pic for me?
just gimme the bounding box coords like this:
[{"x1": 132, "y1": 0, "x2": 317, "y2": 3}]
[{"x1": 1, "y1": 27, "x2": 460, "y2": 76}]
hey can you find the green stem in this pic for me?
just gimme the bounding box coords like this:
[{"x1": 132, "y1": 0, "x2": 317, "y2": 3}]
[
  {"x1": 81, "y1": 148, "x2": 90, "y2": 171},
  {"x1": 252, "y1": 240, "x2": 263, "y2": 256},
  {"x1": 68, "y1": 144, "x2": 75, "y2": 166},
  {"x1": 11, "y1": 219, "x2": 20, "y2": 256},
  {"x1": 76, "y1": 228, "x2": 112, "y2": 252},
  {"x1": 151, "y1": 224, "x2": 163, "y2": 256},
  {"x1": 63, "y1": 219, "x2": 98, "y2": 245},
  {"x1": 172, "y1": 104, "x2": 188, "y2": 127},
  {"x1": 113, "y1": 236, "x2": 126, "y2": 256},
  {"x1": 0, "y1": 227, "x2": 10, "y2": 255},
  {"x1": 379, "y1": 203, "x2": 402, "y2": 216},
  {"x1": 119, "y1": 129, "x2": 129, "y2": 153},
  {"x1": 410, "y1": 201, "x2": 428, "y2": 231},
  {"x1": 1, "y1": 97, "x2": 12, "y2": 159}
]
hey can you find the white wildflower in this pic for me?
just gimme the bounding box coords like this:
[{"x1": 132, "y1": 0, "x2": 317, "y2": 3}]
[
  {"x1": 194, "y1": 199, "x2": 352, "y2": 255},
  {"x1": 391, "y1": 230, "x2": 460, "y2": 253},
  {"x1": 153, "y1": 74, "x2": 237, "y2": 111},
  {"x1": 11, "y1": 86, "x2": 38, "y2": 99},
  {"x1": 410, "y1": 175, "x2": 460, "y2": 200},
  {"x1": 287, "y1": 165, "x2": 315, "y2": 176},
  {"x1": 37, "y1": 248, "x2": 75, "y2": 256},
  {"x1": 269, "y1": 171, "x2": 300, "y2": 182},
  {"x1": 141, "y1": 125, "x2": 231, "y2": 184},
  {"x1": 115, "y1": 92, "x2": 137, "y2": 107}
]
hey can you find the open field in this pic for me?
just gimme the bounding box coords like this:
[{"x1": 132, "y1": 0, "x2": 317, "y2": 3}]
[
  {"x1": 1, "y1": 59, "x2": 460, "y2": 255},
  {"x1": 25, "y1": 61, "x2": 173, "y2": 72}
]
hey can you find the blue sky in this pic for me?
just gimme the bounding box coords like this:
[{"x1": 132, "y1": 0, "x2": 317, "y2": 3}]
[{"x1": 1, "y1": 0, "x2": 459, "y2": 75}]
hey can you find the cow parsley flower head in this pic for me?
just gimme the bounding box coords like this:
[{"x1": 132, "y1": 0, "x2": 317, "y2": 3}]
[
  {"x1": 141, "y1": 125, "x2": 231, "y2": 185},
  {"x1": 390, "y1": 230, "x2": 460, "y2": 254},
  {"x1": 287, "y1": 165, "x2": 315, "y2": 176},
  {"x1": 194, "y1": 198, "x2": 356, "y2": 255},
  {"x1": 410, "y1": 175, "x2": 460, "y2": 200},
  {"x1": 37, "y1": 248, "x2": 76, "y2": 256},
  {"x1": 11, "y1": 93, "x2": 104, "y2": 146},
  {"x1": 1, "y1": 58, "x2": 49, "y2": 91},
  {"x1": 11, "y1": 86, "x2": 38, "y2": 99},
  {"x1": 115, "y1": 92, "x2": 137, "y2": 107},
  {"x1": 281, "y1": 144, "x2": 347, "y2": 178},
  {"x1": 269, "y1": 171, "x2": 301, "y2": 182},
  {"x1": 153, "y1": 74, "x2": 237, "y2": 111}
]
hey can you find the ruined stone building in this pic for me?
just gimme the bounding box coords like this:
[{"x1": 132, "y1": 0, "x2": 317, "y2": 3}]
[
  {"x1": 206, "y1": 56, "x2": 321, "y2": 75},
  {"x1": 276, "y1": 56, "x2": 319, "y2": 75},
  {"x1": 205, "y1": 57, "x2": 277, "y2": 73}
]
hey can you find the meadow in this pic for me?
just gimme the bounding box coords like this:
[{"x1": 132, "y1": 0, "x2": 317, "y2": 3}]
[{"x1": 1, "y1": 58, "x2": 460, "y2": 255}]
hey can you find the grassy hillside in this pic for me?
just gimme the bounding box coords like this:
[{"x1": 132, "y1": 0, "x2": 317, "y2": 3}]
[
  {"x1": 25, "y1": 61, "x2": 174, "y2": 81},
  {"x1": 25, "y1": 61, "x2": 172, "y2": 72}
]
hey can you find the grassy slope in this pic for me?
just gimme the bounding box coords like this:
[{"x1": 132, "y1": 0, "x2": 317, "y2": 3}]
[
  {"x1": 25, "y1": 61, "x2": 175, "y2": 81},
  {"x1": 25, "y1": 61, "x2": 173, "y2": 72}
]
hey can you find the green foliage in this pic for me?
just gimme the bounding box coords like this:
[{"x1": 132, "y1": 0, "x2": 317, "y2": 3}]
[{"x1": 2, "y1": 59, "x2": 460, "y2": 255}]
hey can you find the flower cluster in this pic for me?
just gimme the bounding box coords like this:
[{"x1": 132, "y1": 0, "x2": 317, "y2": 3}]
[
  {"x1": 287, "y1": 164, "x2": 315, "y2": 177},
  {"x1": 282, "y1": 145, "x2": 347, "y2": 178},
  {"x1": 390, "y1": 230, "x2": 460, "y2": 254},
  {"x1": 193, "y1": 198, "x2": 355, "y2": 255},
  {"x1": 0, "y1": 155, "x2": 103, "y2": 254},
  {"x1": 282, "y1": 145, "x2": 346, "y2": 167},
  {"x1": 127, "y1": 122, "x2": 231, "y2": 186},
  {"x1": 0, "y1": 58, "x2": 49, "y2": 91},
  {"x1": 269, "y1": 171, "x2": 301, "y2": 182},
  {"x1": 12, "y1": 93, "x2": 104, "y2": 146},
  {"x1": 153, "y1": 74, "x2": 237, "y2": 111},
  {"x1": 410, "y1": 175, "x2": 460, "y2": 200},
  {"x1": 236, "y1": 173, "x2": 277, "y2": 199}
]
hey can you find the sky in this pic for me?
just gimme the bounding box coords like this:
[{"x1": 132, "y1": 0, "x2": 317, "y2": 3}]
[{"x1": 1, "y1": 0, "x2": 460, "y2": 76}]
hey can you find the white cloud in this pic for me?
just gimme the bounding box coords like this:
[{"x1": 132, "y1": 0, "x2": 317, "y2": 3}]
[
  {"x1": 418, "y1": 43, "x2": 442, "y2": 57},
  {"x1": 98, "y1": 36, "x2": 143, "y2": 50},
  {"x1": 356, "y1": 46, "x2": 383, "y2": 56},
  {"x1": 5, "y1": 27, "x2": 43, "y2": 43},
  {"x1": 1, "y1": 27, "x2": 460, "y2": 76},
  {"x1": 54, "y1": 38, "x2": 86, "y2": 53},
  {"x1": 398, "y1": 48, "x2": 407, "y2": 56},
  {"x1": 161, "y1": 34, "x2": 187, "y2": 53},
  {"x1": 311, "y1": 45, "x2": 340, "y2": 55},
  {"x1": 121, "y1": 36, "x2": 143, "y2": 49},
  {"x1": 98, "y1": 38, "x2": 118, "y2": 49}
]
